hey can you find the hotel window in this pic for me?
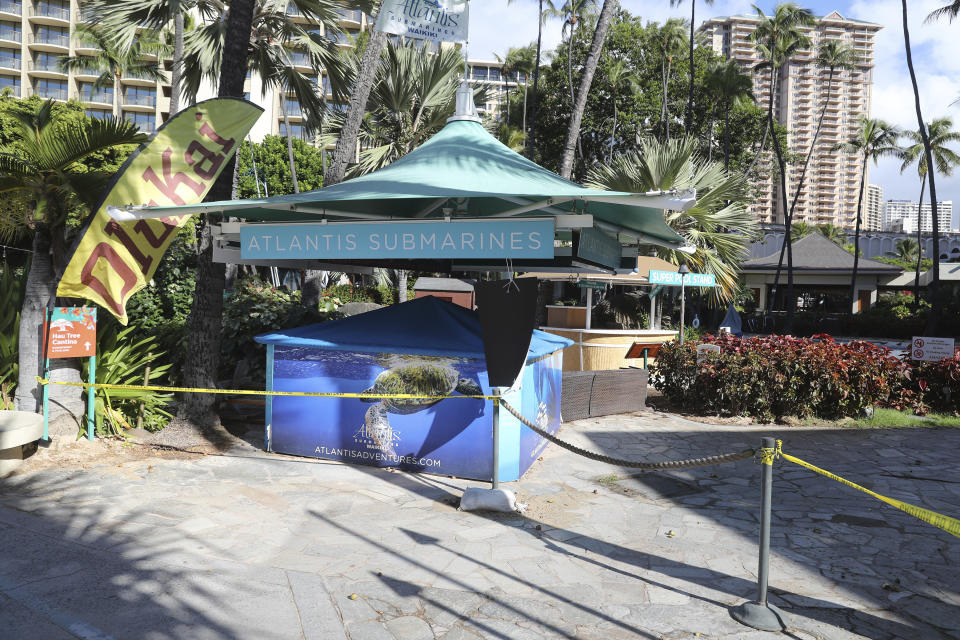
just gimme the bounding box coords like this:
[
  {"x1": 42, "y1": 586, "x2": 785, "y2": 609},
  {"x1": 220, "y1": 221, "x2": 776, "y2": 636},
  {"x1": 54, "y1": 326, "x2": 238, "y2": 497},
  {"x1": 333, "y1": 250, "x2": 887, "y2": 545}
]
[
  {"x1": 279, "y1": 121, "x2": 308, "y2": 140},
  {"x1": 35, "y1": 0, "x2": 69, "y2": 20},
  {"x1": 33, "y1": 78, "x2": 67, "y2": 100},
  {"x1": 0, "y1": 73, "x2": 19, "y2": 95},
  {"x1": 79, "y1": 82, "x2": 112, "y2": 102},
  {"x1": 33, "y1": 52, "x2": 63, "y2": 72},
  {"x1": 85, "y1": 108, "x2": 110, "y2": 119},
  {"x1": 0, "y1": 47, "x2": 19, "y2": 69},
  {"x1": 124, "y1": 110, "x2": 155, "y2": 132},
  {"x1": 0, "y1": 20, "x2": 19, "y2": 41},
  {"x1": 35, "y1": 25, "x2": 68, "y2": 47},
  {"x1": 124, "y1": 85, "x2": 156, "y2": 106}
]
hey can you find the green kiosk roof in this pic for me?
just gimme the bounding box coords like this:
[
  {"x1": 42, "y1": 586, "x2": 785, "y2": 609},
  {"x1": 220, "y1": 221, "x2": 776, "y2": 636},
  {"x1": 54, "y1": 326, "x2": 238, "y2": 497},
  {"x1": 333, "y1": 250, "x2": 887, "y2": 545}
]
[{"x1": 110, "y1": 93, "x2": 691, "y2": 248}]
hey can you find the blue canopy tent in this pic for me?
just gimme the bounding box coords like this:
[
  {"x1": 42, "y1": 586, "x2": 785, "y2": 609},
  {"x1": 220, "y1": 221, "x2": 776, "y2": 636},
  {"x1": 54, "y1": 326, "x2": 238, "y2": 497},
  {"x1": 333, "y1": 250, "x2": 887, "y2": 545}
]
[{"x1": 255, "y1": 297, "x2": 572, "y2": 481}]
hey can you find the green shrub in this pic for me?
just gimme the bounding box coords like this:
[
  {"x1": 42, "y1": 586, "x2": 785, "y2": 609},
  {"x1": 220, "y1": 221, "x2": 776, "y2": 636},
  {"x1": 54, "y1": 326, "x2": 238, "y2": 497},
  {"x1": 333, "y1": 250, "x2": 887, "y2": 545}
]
[
  {"x1": 651, "y1": 334, "x2": 916, "y2": 421},
  {"x1": 0, "y1": 262, "x2": 23, "y2": 405},
  {"x1": 221, "y1": 277, "x2": 340, "y2": 386},
  {"x1": 916, "y1": 353, "x2": 960, "y2": 415}
]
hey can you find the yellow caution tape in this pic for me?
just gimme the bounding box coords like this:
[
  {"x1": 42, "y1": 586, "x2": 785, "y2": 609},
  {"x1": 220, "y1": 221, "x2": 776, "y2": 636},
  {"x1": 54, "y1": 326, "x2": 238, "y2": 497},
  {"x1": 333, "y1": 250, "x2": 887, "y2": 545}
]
[
  {"x1": 776, "y1": 440, "x2": 960, "y2": 539},
  {"x1": 35, "y1": 377, "x2": 494, "y2": 401}
]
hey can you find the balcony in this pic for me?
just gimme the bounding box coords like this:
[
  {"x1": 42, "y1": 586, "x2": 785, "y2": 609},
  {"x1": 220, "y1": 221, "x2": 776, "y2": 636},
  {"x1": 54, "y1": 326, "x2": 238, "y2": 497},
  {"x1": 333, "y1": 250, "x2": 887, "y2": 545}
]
[
  {"x1": 0, "y1": 56, "x2": 20, "y2": 71},
  {"x1": 285, "y1": 3, "x2": 302, "y2": 17},
  {"x1": 82, "y1": 90, "x2": 112, "y2": 105},
  {"x1": 27, "y1": 31, "x2": 69, "y2": 50},
  {"x1": 122, "y1": 70, "x2": 160, "y2": 85},
  {"x1": 122, "y1": 92, "x2": 156, "y2": 107},
  {"x1": 33, "y1": 86, "x2": 66, "y2": 100},
  {"x1": 28, "y1": 58, "x2": 66, "y2": 76},
  {"x1": 0, "y1": 0, "x2": 20, "y2": 17},
  {"x1": 287, "y1": 52, "x2": 311, "y2": 69},
  {"x1": 0, "y1": 29, "x2": 21, "y2": 45},
  {"x1": 28, "y1": 2, "x2": 69, "y2": 24},
  {"x1": 336, "y1": 8, "x2": 362, "y2": 24}
]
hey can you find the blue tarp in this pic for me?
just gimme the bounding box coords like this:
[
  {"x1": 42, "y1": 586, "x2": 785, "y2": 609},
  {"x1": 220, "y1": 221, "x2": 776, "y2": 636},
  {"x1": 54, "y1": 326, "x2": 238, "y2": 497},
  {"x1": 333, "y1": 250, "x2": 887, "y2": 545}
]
[{"x1": 254, "y1": 295, "x2": 573, "y2": 360}]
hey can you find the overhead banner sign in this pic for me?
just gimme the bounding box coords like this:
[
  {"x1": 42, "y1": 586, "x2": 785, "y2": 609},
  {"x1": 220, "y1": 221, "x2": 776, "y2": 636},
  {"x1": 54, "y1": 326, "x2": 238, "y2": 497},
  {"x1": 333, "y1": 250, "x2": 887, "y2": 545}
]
[
  {"x1": 240, "y1": 220, "x2": 554, "y2": 261},
  {"x1": 648, "y1": 269, "x2": 716, "y2": 288},
  {"x1": 56, "y1": 98, "x2": 263, "y2": 324},
  {"x1": 574, "y1": 228, "x2": 620, "y2": 270},
  {"x1": 374, "y1": 0, "x2": 469, "y2": 44}
]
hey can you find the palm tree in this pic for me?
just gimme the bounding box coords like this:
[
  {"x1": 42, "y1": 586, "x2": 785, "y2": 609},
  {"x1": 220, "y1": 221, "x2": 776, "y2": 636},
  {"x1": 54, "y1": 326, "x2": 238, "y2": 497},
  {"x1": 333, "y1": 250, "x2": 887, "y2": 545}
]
[
  {"x1": 899, "y1": 118, "x2": 960, "y2": 296},
  {"x1": 669, "y1": 0, "x2": 714, "y2": 134},
  {"x1": 927, "y1": 1, "x2": 960, "y2": 22},
  {"x1": 816, "y1": 222, "x2": 844, "y2": 245},
  {"x1": 558, "y1": 0, "x2": 617, "y2": 179},
  {"x1": 508, "y1": 44, "x2": 537, "y2": 137},
  {"x1": 508, "y1": 0, "x2": 557, "y2": 155},
  {"x1": 322, "y1": 39, "x2": 469, "y2": 176},
  {"x1": 81, "y1": 0, "x2": 223, "y2": 115},
  {"x1": 656, "y1": 18, "x2": 687, "y2": 142},
  {"x1": 903, "y1": 0, "x2": 945, "y2": 333},
  {"x1": 0, "y1": 101, "x2": 146, "y2": 413},
  {"x1": 605, "y1": 59, "x2": 637, "y2": 161},
  {"x1": 180, "y1": 0, "x2": 258, "y2": 424},
  {"x1": 586, "y1": 137, "x2": 757, "y2": 304},
  {"x1": 790, "y1": 221, "x2": 814, "y2": 242},
  {"x1": 546, "y1": 0, "x2": 596, "y2": 111},
  {"x1": 61, "y1": 24, "x2": 167, "y2": 118},
  {"x1": 750, "y1": 3, "x2": 815, "y2": 328},
  {"x1": 887, "y1": 238, "x2": 919, "y2": 264},
  {"x1": 705, "y1": 59, "x2": 753, "y2": 168},
  {"x1": 833, "y1": 117, "x2": 901, "y2": 314}
]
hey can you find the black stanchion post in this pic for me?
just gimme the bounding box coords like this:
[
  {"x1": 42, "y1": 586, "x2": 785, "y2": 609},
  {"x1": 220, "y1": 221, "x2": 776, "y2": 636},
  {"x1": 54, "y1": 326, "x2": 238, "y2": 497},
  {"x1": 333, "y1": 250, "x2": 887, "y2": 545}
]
[{"x1": 731, "y1": 437, "x2": 789, "y2": 631}]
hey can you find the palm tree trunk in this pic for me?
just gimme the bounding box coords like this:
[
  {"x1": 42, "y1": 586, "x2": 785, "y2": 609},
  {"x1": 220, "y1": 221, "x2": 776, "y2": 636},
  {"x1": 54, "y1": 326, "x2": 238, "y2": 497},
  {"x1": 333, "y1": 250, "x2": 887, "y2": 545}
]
[
  {"x1": 181, "y1": 0, "x2": 256, "y2": 426},
  {"x1": 113, "y1": 73, "x2": 121, "y2": 119},
  {"x1": 664, "y1": 57, "x2": 672, "y2": 141},
  {"x1": 685, "y1": 0, "x2": 695, "y2": 133},
  {"x1": 609, "y1": 93, "x2": 617, "y2": 162},
  {"x1": 707, "y1": 111, "x2": 714, "y2": 163},
  {"x1": 397, "y1": 270, "x2": 408, "y2": 303},
  {"x1": 902, "y1": 0, "x2": 941, "y2": 334},
  {"x1": 280, "y1": 98, "x2": 300, "y2": 193},
  {"x1": 849, "y1": 155, "x2": 867, "y2": 314},
  {"x1": 765, "y1": 69, "x2": 785, "y2": 317},
  {"x1": 567, "y1": 26, "x2": 575, "y2": 110},
  {"x1": 559, "y1": 0, "x2": 617, "y2": 180},
  {"x1": 528, "y1": 0, "x2": 544, "y2": 155},
  {"x1": 169, "y1": 11, "x2": 184, "y2": 115},
  {"x1": 914, "y1": 173, "x2": 927, "y2": 298},
  {"x1": 522, "y1": 81, "x2": 528, "y2": 135},
  {"x1": 325, "y1": 23, "x2": 388, "y2": 187},
  {"x1": 723, "y1": 102, "x2": 730, "y2": 170}
]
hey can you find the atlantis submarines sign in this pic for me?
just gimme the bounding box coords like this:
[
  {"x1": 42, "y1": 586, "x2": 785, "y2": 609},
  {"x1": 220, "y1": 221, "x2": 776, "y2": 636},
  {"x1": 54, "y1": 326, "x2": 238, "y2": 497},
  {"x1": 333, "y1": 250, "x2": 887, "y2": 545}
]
[
  {"x1": 374, "y1": 0, "x2": 469, "y2": 44},
  {"x1": 240, "y1": 219, "x2": 554, "y2": 260}
]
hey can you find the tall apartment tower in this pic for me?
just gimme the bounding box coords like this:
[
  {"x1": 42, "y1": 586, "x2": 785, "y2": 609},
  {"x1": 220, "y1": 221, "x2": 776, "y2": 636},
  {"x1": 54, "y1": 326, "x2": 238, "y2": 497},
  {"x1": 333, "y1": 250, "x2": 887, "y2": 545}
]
[
  {"x1": 884, "y1": 199, "x2": 954, "y2": 234},
  {"x1": 700, "y1": 12, "x2": 881, "y2": 229},
  {"x1": 865, "y1": 184, "x2": 883, "y2": 231}
]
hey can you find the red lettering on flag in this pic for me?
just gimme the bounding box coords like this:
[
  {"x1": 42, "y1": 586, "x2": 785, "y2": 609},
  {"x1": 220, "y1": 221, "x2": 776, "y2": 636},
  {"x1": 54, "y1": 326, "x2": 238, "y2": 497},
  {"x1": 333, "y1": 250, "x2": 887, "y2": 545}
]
[
  {"x1": 142, "y1": 148, "x2": 205, "y2": 205},
  {"x1": 79, "y1": 243, "x2": 138, "y2": 316}
]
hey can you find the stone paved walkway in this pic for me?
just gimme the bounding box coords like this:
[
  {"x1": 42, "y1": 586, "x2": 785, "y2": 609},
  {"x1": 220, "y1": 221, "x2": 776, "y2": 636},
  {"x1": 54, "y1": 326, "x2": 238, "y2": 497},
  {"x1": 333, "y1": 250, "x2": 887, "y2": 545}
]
[{"x1": 0, "y1": 411, "x2": 957, "y2": 639}]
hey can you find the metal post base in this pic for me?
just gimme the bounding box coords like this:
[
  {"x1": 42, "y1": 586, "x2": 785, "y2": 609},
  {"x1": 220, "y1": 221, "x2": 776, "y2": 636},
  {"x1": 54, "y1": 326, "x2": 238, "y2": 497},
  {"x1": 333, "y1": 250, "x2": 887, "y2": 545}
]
[{"x1": 730, "y1": 602, "x2": 789, "y2": 631}]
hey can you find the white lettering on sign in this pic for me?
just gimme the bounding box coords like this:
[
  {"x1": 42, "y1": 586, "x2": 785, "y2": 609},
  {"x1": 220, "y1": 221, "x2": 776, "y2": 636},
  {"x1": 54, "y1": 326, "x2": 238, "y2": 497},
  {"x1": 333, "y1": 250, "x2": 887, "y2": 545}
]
[{"x1": 911, "y1": 336, "x2": 955, "y2": 362}]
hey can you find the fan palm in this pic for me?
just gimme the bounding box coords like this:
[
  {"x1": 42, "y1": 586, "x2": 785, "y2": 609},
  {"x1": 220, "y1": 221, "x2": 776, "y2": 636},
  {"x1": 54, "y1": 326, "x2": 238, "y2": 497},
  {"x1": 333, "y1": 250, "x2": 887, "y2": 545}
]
[
  {"x1": 0, "y1": 101, "x2": 147, "y2": 413},
  {"x1": 704, "y1": 59, "x2": 753, "y2": 168},
  {"x1": 508, "y1": 0, "x2": 557, "y2": 155},
  {"x1": 60, "y1": 24, "x2": 167, "y2": 118},
  {"x1": 655, "y1": 18, "x2": 688, "y2": 142},
  {"x1": 546, "y1": 0, "x2": 596, "y2": 111},
  {"x1": 322, "y1": 39, "x2": 472, "y2": 177},
  {"x1": 585, "y1": 137, "x2": 757, "y2": 304},
  {"x1": 669, "y1": 0, "x2": 715, "y2": 134},
  {"x1": 833, "y1": 117, "x2": 901, "y2": 314},
  {"x1": 899, "y1": 117, "x2": 960, "y2": 296}
]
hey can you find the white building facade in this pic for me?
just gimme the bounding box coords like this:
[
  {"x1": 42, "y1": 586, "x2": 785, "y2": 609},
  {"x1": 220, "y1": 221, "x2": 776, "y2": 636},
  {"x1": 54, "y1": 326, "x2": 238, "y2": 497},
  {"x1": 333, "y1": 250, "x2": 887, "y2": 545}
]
[{"x1": 884, "y1": 199, "x2": 954, "y2": 234}]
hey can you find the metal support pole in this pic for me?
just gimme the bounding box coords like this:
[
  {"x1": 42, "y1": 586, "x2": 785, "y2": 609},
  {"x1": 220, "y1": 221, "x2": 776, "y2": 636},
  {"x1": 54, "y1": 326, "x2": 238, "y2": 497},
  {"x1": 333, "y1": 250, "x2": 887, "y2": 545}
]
[
  {"x1": 731, "y1": 437, "x2": 788, "y2": 631},
  {"x1": 86, "y1": 356, "x2": 95, "y2": 441},
  {"x1": 492, "y1": 394, "x2": 501, "y2": 490},
  {"x1": 585, "y1": 287, "x2": 592, "y2": 330},
  {"x1": 679, "y1": 282, "x2": 686, "y2": 345}
]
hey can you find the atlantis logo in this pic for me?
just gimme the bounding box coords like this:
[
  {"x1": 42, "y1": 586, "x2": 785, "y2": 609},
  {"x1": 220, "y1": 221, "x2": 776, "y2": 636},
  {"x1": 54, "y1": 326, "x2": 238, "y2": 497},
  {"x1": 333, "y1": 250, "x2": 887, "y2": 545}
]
[
  {"x1": 354, "y1": 421, "x2": 401, "y2": 452},
  {"x1": 397, "y1": 0, "x2": 460, "y2": 28}
]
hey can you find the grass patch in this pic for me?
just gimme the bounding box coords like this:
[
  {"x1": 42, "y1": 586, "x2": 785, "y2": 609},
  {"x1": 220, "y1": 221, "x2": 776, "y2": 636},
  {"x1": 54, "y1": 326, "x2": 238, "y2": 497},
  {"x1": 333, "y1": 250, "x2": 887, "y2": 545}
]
[
  {"x1": 852, "y1": 407, "x2": 960, "y2": 429},
  {"x1": 595, "y1": 474, "x2": 621, "y2": 486}
]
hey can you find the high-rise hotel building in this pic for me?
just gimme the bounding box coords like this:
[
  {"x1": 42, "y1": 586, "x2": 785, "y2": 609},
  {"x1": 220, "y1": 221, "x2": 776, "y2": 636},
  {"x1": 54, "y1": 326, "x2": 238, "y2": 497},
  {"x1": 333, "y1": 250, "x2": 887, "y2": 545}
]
[
  {"x1": 0, "y1": 0, "x2": 366, "y2": 138},
  {"x1": 700, "y1": 11, "x2": 881, "y2": 228}
]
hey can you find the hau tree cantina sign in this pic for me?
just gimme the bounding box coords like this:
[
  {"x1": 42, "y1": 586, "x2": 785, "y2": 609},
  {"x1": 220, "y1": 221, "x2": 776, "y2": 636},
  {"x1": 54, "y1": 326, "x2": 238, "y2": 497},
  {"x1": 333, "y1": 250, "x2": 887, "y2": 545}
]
[{"x1": 241, "y1": 220, "x2": 554, "y2": 260}]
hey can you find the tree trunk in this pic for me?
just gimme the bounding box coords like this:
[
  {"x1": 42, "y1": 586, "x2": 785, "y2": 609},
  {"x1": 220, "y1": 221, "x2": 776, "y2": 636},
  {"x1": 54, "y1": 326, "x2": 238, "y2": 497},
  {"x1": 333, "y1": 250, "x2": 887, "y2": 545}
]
[
  {"x1": 528, "y1": 0, "x2": 544, "y2": 155},
  {"x1": 325, "y1": 24, "x2": 387, "y2": 186},
  {"x1": 849, "y1": 156, "x2": 867, "y2": 314},
  {"x1": 723, "y1": 102, "x2": 730, "y2": 170},
  {"x1": 914, "y1": 173, "x2": 927, "y2": 298},
  {"x1": 169, "y1": 11, "x2": 184, "y2": 115},
  {"x1": 15, "y1": 225, "x2": 83, "y2": 419},
  {"x1": 707, "y1": 112, "x2": 714, "y2": 163},
  {"x1": 567, "y1": 26, "x2": 575, "y2": 111},
  {"x1": 280, "y1": 99, "x2": 300, "y2": 193},
  {"x1": 661, "y1": 56, "x2": 667, "y2": 140},
  {"x1": 522, "y1": 81, "x2": 528, "y2": 136},
  {"x1": 180, "y1": 0, "x2": 256, "y2": 425},
  {"x1": 685, "y1": 0, "x2": 695, "y2": 134},
  {"x1": 902, "y1": 0, "x2": 941, "y2": 334},
  {"x1": 559, "y1": 0, "x2": 617, "y2": 180},
  {"x1": 113, "y1": 73, "x2": 121, "y2": 118},
  {"x1": 609, "y1": 94, "x2": 616, "y2": 162},
  {"x1": 665, "y1": 57, "x2": 672, "y2": 141},
  {"x1": 397, "y1": 270, "x2": 408, "y2": 303}
]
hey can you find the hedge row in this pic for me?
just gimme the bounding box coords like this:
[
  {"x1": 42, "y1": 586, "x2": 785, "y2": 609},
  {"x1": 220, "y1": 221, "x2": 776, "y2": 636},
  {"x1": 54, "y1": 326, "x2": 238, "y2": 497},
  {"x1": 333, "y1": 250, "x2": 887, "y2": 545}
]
[{"x1": 650, "y1": 334, "x2": 959, "y2": 421}]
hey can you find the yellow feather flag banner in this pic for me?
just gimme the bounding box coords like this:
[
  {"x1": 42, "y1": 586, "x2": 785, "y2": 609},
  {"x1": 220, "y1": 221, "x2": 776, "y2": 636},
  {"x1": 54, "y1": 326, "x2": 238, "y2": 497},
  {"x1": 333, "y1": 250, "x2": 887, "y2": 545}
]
[{"x1": 57, "y1": 98, "x2": 263, "y2": 324}]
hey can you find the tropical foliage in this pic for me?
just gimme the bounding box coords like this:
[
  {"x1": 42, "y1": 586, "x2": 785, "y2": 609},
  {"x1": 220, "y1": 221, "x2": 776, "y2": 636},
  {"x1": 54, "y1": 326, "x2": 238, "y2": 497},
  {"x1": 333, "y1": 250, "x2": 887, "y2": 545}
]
[
  {"x1": 236, "y1": 135, "x2": 327, "y2": 198},
  {"x1": 585, "y1": 136, "x2": 756, "y2": 304}
]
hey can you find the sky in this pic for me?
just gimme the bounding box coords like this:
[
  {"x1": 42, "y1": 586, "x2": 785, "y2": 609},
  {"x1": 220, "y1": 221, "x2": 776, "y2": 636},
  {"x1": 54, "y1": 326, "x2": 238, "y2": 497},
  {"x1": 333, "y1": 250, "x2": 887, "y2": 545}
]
[{"x1": 467, "y1": 0, "x2": 960, "y2": 230}]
